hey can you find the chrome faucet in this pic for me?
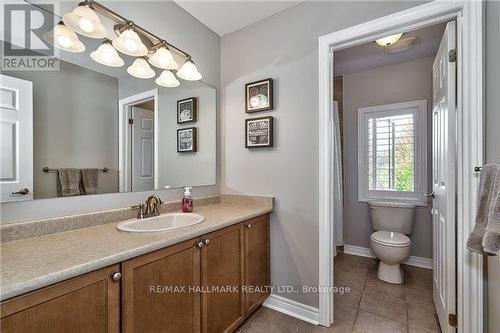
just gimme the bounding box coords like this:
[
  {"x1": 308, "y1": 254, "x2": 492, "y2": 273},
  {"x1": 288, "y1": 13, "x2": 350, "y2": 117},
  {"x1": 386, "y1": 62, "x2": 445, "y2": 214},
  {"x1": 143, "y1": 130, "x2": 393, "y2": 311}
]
[{"x1": 132, "y1": 195, "x2": 163, "y2": 219}]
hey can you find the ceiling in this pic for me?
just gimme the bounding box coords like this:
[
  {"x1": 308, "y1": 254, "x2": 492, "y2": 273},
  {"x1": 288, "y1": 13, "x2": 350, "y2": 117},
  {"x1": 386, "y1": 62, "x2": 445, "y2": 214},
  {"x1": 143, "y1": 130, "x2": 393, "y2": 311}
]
[
  {"x1": 334, "y1": 23, "x2": 447, "y2": 76},
  {"x1": 174, "y1": 1, "x2": 302, "y2": 36}
]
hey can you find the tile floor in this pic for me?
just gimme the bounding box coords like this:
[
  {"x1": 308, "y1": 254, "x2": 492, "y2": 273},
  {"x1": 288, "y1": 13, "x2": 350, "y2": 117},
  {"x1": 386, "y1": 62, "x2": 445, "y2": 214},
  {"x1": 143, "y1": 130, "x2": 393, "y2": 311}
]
[{"x1": 237, "y1": 253, "x2": 441, "y2": 333}]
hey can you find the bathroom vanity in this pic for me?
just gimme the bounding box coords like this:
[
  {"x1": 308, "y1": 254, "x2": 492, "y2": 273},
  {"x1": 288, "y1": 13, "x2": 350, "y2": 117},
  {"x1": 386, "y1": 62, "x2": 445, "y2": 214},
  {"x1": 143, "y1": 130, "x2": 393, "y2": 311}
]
[{"x1": 0, "y1": 196, "x2": 271, "y2": 333}]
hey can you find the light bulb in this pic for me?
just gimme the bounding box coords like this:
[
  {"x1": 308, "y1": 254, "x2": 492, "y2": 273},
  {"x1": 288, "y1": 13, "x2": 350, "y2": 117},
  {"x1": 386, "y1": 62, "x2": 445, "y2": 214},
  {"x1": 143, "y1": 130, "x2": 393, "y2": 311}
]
[
  {"x1": 43, "y1": 21, "x2": 85, "y2": 53},
  {"x1": 90, "y1": 41, "x2": 124, "y2": 67},
  {"x1": 124, "y1": 38, "x2": 138, "y2": 52},
  {"x1": 127, "y1": 58, "x2": 155, "y2": 79},
  {"x1": 78, "y1": 17, "x2": 94, "y2": 33},
  {"x1": 176, "y1": 59, "x2": 202, "y2": 81},
  {"x1": 112, "y1": 28, "x2": 148, "y2": 57},
  {"x1": 57, "y1": 35, "x2": 72, "y2": 48},
  {"x1": 63, "y1": 4, "x2": 106, "y2": 38},
  {"x1": 155, "y1": 70, "x2": 180, "y2": 87}
]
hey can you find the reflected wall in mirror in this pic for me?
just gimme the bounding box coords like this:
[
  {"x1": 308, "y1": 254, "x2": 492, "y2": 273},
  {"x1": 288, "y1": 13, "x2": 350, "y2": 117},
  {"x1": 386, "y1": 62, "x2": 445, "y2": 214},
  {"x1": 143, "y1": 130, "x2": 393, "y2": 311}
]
[{"x1": 0, "y1": 38, "x2": 216, "y2": 202}]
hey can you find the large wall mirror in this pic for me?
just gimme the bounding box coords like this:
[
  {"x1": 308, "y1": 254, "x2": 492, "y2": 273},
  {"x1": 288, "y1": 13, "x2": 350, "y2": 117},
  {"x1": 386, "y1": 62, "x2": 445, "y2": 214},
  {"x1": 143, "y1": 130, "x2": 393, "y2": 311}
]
[{"x1": 0, "y1": 3, "x2": 216, "y2": 203}]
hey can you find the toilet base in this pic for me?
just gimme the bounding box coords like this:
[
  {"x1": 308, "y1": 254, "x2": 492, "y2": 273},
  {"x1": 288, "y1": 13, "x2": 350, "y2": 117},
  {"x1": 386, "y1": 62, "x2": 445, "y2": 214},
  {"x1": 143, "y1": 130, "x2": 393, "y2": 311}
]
[{"x1": 377, "y1": 262, "x2": 404, "y2": 284}]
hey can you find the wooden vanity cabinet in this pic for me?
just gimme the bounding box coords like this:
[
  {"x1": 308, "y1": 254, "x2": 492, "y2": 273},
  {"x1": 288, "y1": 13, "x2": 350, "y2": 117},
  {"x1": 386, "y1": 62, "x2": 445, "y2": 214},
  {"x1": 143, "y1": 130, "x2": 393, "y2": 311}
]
[
  {"x1": 0, "y1": 214, "x2": 270, "y2": 333},
  {"x1": 0, "y1": 264, "x2": 121, "y2": 333},
  {"x1": 200, "y1": 223, "x2": 245, "y2": 333},
  {"x1": 121, "y1": 238, "x2": 201, "y2": 333},
  {"x1": 243, "y1": 215, "x2": 270, "y2": 315}
]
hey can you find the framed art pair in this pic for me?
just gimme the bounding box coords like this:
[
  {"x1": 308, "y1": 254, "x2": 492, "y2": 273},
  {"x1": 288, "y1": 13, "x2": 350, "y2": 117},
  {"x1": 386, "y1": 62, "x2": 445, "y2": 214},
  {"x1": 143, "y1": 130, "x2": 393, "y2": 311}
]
[
  {"x1": 177, "y1": 97, "x2": 198, "y2": 152},
  {"x1": 245, "y1": 78, "x2": 274, "y2": 148}
]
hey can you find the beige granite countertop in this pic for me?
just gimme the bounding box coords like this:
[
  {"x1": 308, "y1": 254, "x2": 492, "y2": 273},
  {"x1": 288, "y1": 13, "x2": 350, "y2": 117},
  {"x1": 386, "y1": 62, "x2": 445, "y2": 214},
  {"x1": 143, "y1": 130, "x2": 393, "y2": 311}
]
[{"x1": 1, "y1": 197, "x2": 272, "y2": 301}]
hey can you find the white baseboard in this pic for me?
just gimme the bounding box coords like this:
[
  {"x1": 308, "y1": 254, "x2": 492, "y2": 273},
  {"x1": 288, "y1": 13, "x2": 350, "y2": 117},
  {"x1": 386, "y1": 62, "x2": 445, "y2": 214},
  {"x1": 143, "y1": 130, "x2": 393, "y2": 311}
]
[
  {"x1": 263, "y1": 294, "x2": 319, "y2": 325},
  {"x1": 342, "y1": 244, "x2": 433, "y2": 270}
]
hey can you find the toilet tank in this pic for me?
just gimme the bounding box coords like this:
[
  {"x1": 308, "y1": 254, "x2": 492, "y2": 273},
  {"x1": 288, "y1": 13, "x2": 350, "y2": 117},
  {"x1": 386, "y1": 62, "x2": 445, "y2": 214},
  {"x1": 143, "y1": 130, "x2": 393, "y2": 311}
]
[{"x1": 368, "y1": 201, "x2": 416, "y2": 234}]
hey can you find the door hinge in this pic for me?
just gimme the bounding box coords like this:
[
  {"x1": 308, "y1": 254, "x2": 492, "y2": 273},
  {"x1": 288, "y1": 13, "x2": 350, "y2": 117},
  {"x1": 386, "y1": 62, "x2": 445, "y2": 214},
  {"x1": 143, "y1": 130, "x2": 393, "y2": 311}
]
[
  {"x1": 448, "y1": 49, "x2": 457, "y2": 63},
  {"x1": 448, "y1": 313, "x2": 457, "y2": 328},
  {"x1": 128, "y1": 118, "x2": 134, "y2": 125}
]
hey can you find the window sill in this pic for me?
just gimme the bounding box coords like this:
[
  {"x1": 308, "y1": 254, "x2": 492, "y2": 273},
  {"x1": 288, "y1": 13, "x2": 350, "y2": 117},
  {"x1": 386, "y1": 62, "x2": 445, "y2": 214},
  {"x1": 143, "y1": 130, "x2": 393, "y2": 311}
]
[{"x1": 358, "y1": 196, "x2": 428, "y2": 207}]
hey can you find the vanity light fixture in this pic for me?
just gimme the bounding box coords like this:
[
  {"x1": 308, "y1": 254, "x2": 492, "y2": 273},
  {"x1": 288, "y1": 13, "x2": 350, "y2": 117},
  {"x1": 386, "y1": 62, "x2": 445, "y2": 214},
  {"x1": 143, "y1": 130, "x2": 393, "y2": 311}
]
[
  {"x1": 57, "y1": 0, "x2": 202, "y2": 85},
  {"x1": 177, "y1": 59, "x2": 202, "y2": 81},
  {"x1": 127, "y1": 58, "x2": 156, "y2": 79},
  {"x1": 112, "y1": 26, "x2": 148, "y2": 57},
  {"x1": 155, "y1": 70, "x2": 180, "y2": 87},
  {"x1": 149, "y1": 43, "x2": 178, "y2": 70},
  {"x1": 43, "y1": 21, "x2": 85, "y2": 53},
  {"x1": 90, "y1": 39, "x2": 124, "y2": 67},
  {"x1": 62, "y1": 1, "x2": 106, "y2": 38},
  {"x1": 375, "y1": 33, "x2": 403, "y2": 46}
]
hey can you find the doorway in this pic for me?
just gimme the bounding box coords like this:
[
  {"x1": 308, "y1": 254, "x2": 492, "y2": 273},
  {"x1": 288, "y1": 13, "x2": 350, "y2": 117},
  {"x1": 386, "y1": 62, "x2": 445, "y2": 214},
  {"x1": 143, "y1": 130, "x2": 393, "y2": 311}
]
[
  {"x1": 317, "y1": 2, "x2": 483, "y2": 332},
  {"x1": 118, "y1": 89, "x2": 159, "y2": 192}
]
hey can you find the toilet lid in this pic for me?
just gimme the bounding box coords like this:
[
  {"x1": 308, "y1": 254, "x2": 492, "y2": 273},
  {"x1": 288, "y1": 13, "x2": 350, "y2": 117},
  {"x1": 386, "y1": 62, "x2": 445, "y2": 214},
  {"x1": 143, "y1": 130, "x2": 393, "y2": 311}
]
[{"x1": 371, "y1": 231, "x2": 410, "y2": 247}]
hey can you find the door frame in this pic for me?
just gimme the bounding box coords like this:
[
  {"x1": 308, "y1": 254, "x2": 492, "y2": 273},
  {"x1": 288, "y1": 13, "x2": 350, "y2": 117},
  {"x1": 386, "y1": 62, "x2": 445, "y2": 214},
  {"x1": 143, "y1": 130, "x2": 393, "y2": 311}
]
[
  {"x1": 318, "y1": 1, "x2": 484, "y2": 331},
  {"x1": 118, "y1": 89, "x2": 159, "y2": 192}
]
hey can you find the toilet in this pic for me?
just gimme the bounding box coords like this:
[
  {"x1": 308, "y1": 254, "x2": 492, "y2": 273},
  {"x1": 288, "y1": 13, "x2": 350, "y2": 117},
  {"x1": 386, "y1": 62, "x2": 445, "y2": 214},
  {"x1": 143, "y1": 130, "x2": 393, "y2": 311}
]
[{"x1": 368, "y1": 201, "x2": 416, "y2": 284}]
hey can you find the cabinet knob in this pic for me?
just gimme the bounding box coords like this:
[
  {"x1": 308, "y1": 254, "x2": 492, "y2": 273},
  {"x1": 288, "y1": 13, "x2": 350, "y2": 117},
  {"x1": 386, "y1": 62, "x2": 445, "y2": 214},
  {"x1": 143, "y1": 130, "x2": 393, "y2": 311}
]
[
  {"x1": 111, "y1": 272, "x2": 121, "y2": 282},
  {"x1": 204, "y1": 239, "x2": 210, "y2": 245},
  {"x1": 197, "y1": 241, "x2": 204, "y2": 248},
  {"x1": 246, "y1": 224, "x2": 252, "y2": 229}
]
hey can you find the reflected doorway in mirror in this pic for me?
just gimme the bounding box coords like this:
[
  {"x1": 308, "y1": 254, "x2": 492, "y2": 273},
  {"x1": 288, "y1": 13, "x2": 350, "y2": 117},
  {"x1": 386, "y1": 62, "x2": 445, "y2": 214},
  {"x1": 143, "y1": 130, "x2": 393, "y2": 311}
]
[
  {"x1": 177, "y1": 97, "x2": 198, "y2": 124},
  {"x1": 177, "y1": 127, "x2": 198, "y2": 153}
]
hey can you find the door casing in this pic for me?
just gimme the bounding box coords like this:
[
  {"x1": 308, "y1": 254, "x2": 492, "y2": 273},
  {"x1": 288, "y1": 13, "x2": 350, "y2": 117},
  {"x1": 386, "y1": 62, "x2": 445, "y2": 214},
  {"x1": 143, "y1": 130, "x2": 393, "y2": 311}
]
[{"x1": 318, "y1": 1, "x2": 484, "y2": 332}]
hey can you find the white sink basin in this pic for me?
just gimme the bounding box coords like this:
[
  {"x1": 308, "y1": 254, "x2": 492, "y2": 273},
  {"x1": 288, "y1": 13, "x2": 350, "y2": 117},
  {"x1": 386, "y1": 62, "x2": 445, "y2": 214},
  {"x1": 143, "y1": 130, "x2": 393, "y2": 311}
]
[{"x1": 116, "y1": 213, "x2": 205, "y2": 233}]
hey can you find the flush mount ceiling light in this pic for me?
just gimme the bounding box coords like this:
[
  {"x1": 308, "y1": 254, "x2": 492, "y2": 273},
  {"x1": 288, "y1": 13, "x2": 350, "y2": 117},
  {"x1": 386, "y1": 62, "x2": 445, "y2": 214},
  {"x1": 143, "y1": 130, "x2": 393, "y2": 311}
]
[
  {"x1": 375, "y1": 33, "x2": 404, "y2": 46},
  {"x1": 90, "y1": 40, "x2": 124, "y2": 67},
  {"x1": 59, "y1": 0, "x2": 201, "y2": 85},
  {"x1": 127, "y1": 58, "x2": 156, "y2": 79},
  {"x1": 149, "y1": 43, "x2": 178, "y2": 70},
  {"x1": 156, "y1": 70, "x2": 180, "y2": 87},
  {"x1": 43, "y1": 21, "x2": 85, "y2": 53},
  {"x1": 177, "y1": 59, "x2": 202, "y2": 81},
  {"x1": 112, "y1": 27, "x2": 148, "y2": 57},
  {"x1": 62, "y1": 1, "x2": 106, "y2": 38}
]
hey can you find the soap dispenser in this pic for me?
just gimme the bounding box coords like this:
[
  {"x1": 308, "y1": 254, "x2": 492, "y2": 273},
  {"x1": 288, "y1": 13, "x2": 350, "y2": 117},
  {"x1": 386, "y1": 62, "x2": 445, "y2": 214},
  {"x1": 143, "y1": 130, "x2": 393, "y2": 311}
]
[{"x1": 182, "y1": 186, "x2": 193, "y2": 213}]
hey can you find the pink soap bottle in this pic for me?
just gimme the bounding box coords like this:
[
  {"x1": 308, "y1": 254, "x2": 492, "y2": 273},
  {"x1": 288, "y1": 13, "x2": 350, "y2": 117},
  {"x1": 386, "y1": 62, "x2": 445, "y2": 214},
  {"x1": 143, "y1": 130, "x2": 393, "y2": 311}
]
[{"x1": 182, "y1": 186, "x2": 193, "y2": 213}]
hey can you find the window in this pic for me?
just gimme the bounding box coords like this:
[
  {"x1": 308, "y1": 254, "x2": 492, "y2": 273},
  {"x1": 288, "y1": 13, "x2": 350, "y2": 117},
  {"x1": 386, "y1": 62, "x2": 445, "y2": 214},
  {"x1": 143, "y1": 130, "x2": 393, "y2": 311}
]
[{"x1": 358, "y1": 100, "x2": 427, "y2": 205}]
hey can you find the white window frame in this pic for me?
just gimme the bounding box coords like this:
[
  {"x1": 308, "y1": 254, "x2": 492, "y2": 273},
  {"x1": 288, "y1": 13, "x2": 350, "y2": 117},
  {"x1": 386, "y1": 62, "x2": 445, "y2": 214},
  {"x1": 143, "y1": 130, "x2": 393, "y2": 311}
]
[{"x1": 357, "y1": 100, "x2": 427, "y2": 205}]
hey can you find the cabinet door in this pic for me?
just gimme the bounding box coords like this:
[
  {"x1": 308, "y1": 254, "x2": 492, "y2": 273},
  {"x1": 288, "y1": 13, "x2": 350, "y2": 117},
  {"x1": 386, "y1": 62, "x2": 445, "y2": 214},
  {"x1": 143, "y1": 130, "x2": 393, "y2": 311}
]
[
  {"x1": 243, "y1": 215, "x2": 270, "y2": 315},
  {"x1": 122, "y1": 238, "x2": 201, "y2": 333},
  {"x1": 201, "y1": 223, "x2": 244, "y2": 333},
  {"x1": 1, "y1": 264, "x2": 120, "y2": 333}
]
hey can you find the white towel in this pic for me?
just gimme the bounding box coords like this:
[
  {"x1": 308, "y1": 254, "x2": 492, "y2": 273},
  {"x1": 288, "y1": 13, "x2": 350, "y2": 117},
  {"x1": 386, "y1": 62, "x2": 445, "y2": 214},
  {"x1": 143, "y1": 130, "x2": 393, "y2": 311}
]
[{"x1": 466, "y1": 163, "x2": 500, "y2": 256}]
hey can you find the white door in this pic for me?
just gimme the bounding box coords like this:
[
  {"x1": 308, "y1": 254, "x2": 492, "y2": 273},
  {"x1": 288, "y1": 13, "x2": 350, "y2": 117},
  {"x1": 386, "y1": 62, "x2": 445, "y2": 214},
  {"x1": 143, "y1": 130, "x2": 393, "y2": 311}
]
[
  {"x1": 431, "y1": 20, "x2": 456, "y2": 333},
  {"x1": 131, "y1": 106, "x2": 154, "y2": 192},
  {"x1": 0, "y1": 74, "x2": 33, "y2": 202}
]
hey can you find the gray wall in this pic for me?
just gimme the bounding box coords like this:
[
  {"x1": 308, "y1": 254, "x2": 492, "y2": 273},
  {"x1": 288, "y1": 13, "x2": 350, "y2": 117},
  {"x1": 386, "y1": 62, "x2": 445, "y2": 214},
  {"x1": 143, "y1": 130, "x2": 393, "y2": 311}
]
[
  {"x1": 485, "y1": 2, "x2": 500, "y2": 333},
  {"x1": 342, "y1": 57, "x2": 434, "y2": 259},
  {"x1": 1, "y1": 1, "x2": 221, "y2": 222},
  {"x1": 7, "y1": 60, "x2": 119, "y2": 199},
  {"x1": 220, "y1": 1, "x2": 423, "y2": 308}
]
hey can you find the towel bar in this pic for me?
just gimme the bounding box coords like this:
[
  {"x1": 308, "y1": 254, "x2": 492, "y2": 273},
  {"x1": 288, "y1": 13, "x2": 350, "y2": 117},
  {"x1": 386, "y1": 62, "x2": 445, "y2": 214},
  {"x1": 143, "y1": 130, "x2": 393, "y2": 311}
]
[{"x1": 42, "y1": 167, "x2": 109, "y2": 173}]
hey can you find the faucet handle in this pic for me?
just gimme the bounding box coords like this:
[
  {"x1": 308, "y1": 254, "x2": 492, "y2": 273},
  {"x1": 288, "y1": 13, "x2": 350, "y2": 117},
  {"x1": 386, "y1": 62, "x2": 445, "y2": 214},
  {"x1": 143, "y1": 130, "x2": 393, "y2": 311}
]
[{"x1": 131, "y1": 203, "x2": 146, "y2": 219}]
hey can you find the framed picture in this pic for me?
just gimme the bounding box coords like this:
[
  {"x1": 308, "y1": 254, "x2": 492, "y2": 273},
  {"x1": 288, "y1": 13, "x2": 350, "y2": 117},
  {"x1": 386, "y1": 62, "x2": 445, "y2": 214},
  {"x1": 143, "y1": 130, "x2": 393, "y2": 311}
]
[
  {"x1": 245, "y1": 78, "x2": 273, "y2": 113},
  {"x1": 245, "y1": 116, "x2": 274, "y2": 148},
  {"x1": 177, "y1": 127, "x2": 198, "y2": 152},
  {"x1": 177, "y1": 97, "x2": 197, "y2": 124}
]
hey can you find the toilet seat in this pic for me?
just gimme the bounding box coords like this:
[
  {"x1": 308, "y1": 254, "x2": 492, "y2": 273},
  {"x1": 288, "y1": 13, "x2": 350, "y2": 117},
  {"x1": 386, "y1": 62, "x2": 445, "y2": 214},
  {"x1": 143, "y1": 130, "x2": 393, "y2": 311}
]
[{"x1": 370, "y1": 231, "x2": 410, "y2": 247}]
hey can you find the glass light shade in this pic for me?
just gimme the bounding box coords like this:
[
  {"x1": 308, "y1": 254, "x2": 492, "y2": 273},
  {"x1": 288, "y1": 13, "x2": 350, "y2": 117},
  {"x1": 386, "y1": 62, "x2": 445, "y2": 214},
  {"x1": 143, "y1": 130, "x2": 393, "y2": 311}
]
[
  {"x1": 155, "y1": 70, "x2": 180, "y2": 87},
  {"x1": 148, "y1": 46, "x2": 177, "y2": 69},
  {"x1": 91, "y1": 41, "x2": 124, "y2": 67},
  {"x1": 375, "y1": 33, "x2": 403, "y2": 46},
  {"x1": 62, "y1": 4, "x2": 106, "y2": 38},
  {"x1": 112, "y1": 29, "x2": 148, "y2": 57},
  {"x1": 127, "y1": 58, "x2": 156, "y2": 79},
  {"x1": 43, "y1": 22, "x2": 85, "y2": 53},
  {"x1": 176, "y1": 60, "x2": 202, "y2": 81}
]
